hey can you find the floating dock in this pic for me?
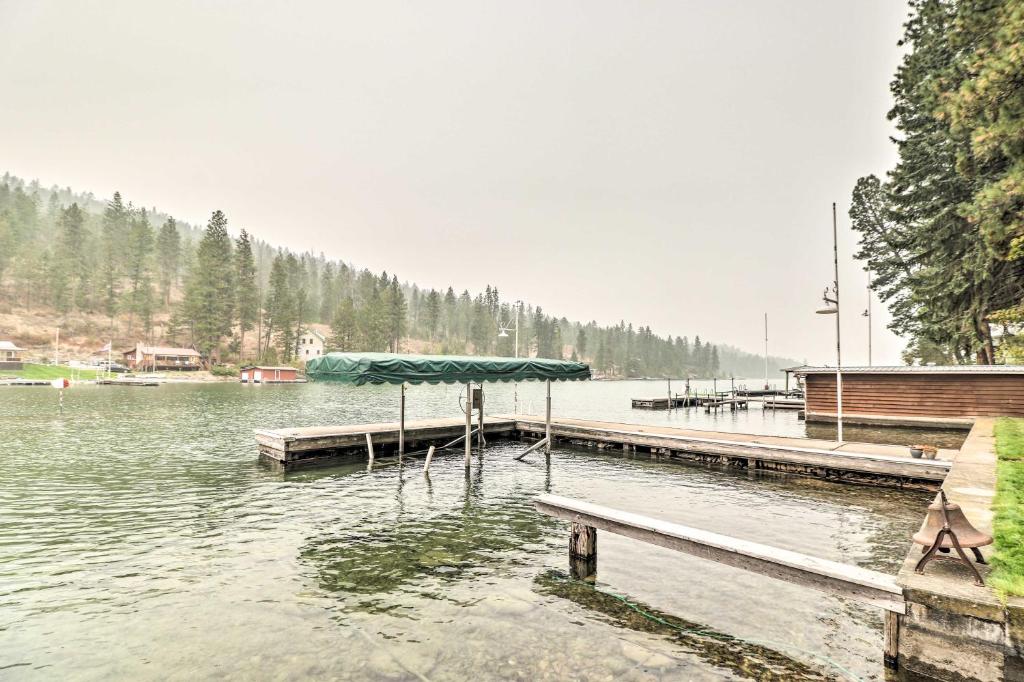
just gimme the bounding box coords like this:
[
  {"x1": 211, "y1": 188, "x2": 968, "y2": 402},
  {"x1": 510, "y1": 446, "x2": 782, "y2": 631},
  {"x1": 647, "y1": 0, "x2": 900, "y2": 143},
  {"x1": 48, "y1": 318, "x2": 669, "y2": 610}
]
[{"x1": 256, "y1": 415, "x2": 951, "y2": 488}]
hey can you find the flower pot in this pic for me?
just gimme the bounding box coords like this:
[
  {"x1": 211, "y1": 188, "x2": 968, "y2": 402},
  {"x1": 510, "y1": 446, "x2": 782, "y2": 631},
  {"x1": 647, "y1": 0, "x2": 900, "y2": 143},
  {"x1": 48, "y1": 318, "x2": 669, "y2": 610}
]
[{"x1": 910, "y1": 447, "x2": 923, "y2": 459}]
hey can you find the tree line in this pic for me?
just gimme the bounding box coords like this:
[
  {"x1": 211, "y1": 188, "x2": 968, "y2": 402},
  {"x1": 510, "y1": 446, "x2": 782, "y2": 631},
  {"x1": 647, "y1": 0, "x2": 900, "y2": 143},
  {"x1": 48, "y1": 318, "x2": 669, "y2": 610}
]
[
  {"x1": 0, "y1": 173, "x2": 797, "y2": 376},
  {"x1": 851, "y1": 0, "x2": 1024, "y2": 364}
]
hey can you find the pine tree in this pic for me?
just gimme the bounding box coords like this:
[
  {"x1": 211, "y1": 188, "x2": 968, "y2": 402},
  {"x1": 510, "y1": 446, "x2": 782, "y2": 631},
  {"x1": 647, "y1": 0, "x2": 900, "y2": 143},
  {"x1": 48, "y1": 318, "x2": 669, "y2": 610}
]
[
  {"x1": 235, "y1": 230, "x2": 258, "y2": 362},
  {"x1": 100, "y1": 192, "x2": 128, "y2": 326},
  {"x1": 155, "y1": 218, "x2": 181, "y2": 307},
  {"x1": 330, "y1": 297, "x2": 358, "y2": 351},
  {"x1": 125, "y1": 209, "x2": 155, "y2": 336},
  {"x1": 182, "y1": 211, "x2": 235, "y2": 361}
]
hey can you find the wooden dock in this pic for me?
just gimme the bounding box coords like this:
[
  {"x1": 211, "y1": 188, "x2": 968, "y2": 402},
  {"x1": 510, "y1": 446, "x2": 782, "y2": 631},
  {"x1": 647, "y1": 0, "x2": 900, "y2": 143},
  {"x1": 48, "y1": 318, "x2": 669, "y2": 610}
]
[
  {"x1": 255, "y1": 417, "x2": 517, "y2": 466},
  {"x1": 255, "y1": 415, "x2": 951, "y2": 487}
]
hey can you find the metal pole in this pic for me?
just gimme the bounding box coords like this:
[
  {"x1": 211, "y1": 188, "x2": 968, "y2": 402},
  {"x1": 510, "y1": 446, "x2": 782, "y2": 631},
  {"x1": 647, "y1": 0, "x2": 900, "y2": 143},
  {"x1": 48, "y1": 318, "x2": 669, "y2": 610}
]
[
  {"x1": 514, "y1": 305, "x2": 519, "y2": 415},
  {"x1": 544, "y1": 379, "x2": 551, "y2": 455},
  {"x1": 477, "y1": 385, "x2": 484, "y2": 448},
  {"x1": 761, "y1": 311, "x2": 770, "y2": 387},
  {"x1": 833, "y1": 202, "x2": 843, "y2": 443},
  {"x1": 667, "y1": 378, "x2": 671, "y2": 410},
  {"x1": 465, "y1": 382, "x2": 472, "y2": 467},
  {"x1": 867, "y1": 268, "x2": 873, "y2": 367},
  {"x1": 399, "y1": 383, "x2": 406, "y2": 457}
]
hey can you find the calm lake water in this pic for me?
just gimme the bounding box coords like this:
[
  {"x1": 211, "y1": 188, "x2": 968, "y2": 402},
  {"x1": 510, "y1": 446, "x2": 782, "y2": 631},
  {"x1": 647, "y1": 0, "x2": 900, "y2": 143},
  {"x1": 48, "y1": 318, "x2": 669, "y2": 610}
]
[{"x1": 1, "y1": 380, "x2": 938, "y2": 680}]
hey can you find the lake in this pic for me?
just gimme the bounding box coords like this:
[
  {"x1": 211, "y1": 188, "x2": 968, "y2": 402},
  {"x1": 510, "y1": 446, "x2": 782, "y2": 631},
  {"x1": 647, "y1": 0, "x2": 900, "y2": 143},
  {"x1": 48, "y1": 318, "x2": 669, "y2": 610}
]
[{"x1": 1, "y1": 379, "x2": 938, "y2": 680}]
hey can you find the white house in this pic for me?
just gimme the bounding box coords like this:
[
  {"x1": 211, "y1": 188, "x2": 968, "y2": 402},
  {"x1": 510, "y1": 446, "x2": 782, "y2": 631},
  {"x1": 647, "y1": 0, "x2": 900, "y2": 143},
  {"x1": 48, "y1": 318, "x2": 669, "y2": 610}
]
[{"x1": 295, "y1": 329, "x2": 326, "y2": 362}]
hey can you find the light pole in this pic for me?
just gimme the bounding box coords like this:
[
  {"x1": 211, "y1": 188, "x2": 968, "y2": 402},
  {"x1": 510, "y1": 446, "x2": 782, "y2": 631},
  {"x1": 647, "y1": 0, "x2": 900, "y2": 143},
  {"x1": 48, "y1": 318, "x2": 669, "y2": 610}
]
[
  {"x1": 816, "y1": 203, "x2": 843, "y2": 443},
  {"x1": 863, "y1": 268, "x2": 872, "y2": 367}
]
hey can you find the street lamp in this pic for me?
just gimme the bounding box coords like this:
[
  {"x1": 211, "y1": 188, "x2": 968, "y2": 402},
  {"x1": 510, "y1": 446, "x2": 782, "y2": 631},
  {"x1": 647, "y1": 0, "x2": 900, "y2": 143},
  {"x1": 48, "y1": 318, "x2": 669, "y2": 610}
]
[{"x1": 816, "y1": 203, "x2": 843, "y2": 443}]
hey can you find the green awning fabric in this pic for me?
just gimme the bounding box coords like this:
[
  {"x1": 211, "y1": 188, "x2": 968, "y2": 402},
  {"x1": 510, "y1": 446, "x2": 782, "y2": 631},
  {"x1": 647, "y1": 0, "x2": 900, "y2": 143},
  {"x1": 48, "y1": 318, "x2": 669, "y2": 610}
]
[{"x1": 305, "y1": 352, "x2": 591, "y2": 385}]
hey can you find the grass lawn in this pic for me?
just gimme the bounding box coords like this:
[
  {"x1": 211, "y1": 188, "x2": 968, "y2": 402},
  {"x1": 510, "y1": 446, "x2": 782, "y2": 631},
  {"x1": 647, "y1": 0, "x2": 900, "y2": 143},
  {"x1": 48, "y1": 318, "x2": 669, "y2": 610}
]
[
  {"x1": 991, "y1": 418, "x2": 1024, "y2": 598},
  {"x1": 3, "y1": 363, "x2": 101, "y2": 381}
]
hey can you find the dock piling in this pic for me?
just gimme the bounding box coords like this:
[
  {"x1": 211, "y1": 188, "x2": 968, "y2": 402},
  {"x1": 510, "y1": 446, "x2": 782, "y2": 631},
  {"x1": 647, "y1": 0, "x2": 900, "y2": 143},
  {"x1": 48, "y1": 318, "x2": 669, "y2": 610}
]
[
  {"x1": 423, "y1": 445, "x2": 435, "y2": 473},
  {"x1": 365, "y1": 433, "x2": 375, "y2": 466},
  {"x1": 464, "y1": 383, "x2": 472, "y2": 468},
  {"x1": 544, "y1": 379, "x2": 552, "y2": 455},
  {"x1": 569, "y1": 518, "x2": 597, "y2": 581},
  {"x1": 884, "y1": 611, "x2": 900, "y2": 669},
  {"x1": 399, "y1": 383, "x2": 406, "y2": 458}
]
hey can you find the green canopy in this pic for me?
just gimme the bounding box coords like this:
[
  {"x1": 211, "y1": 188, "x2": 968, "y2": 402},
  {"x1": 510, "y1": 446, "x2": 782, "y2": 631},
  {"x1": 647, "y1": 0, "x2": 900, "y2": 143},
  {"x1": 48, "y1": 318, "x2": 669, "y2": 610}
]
[{"x1": 306, "y1": 352, "x2": 591, "y2": 385}]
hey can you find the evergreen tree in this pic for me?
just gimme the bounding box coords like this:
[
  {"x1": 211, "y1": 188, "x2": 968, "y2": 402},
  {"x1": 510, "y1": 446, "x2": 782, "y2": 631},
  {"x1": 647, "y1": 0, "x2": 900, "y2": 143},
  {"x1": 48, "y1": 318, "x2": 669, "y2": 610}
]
[
  {"x1": 155, "y1": 218, "x2": 181, "y2": 307},
  {"x1": 100, "y1": 192, "x2": 128, "y2": 326},
  {"x1": 330, "y1": 297, "x2": 358, "y2": 351},
  {"x1": 125, "y1": 209, "x2": 156, "y2": 336},
  {"x1": 235, "y1": 230, "x2": 258, "y2": 361},
  {"x1": 182, "y1": 211, "x2": 235, "y2": 361}
]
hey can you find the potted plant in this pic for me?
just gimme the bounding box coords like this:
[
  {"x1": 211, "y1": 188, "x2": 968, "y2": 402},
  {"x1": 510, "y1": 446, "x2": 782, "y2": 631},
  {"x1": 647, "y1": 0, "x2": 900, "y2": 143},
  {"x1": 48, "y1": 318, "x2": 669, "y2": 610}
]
[
  {"x1": 909, "y1": 445, "x2": 924, "y2": 459},
  {"x1": 921, "y1": 444, "x2": 938, "y2": 460}
]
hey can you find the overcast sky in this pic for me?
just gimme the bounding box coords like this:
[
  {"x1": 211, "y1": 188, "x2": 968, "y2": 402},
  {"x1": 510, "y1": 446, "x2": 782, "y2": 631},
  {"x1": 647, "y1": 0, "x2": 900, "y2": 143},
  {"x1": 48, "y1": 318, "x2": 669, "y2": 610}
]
[{"x1": 1, "y1": 1, "x2": 911, "y2": 364}]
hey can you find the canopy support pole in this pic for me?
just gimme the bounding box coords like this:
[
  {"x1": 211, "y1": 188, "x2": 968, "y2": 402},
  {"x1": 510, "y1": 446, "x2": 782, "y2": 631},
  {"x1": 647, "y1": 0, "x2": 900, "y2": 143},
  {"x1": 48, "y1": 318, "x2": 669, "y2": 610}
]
[
  {"x1": 477, "y1": 384, "x2": 485, "y2": 447},
  {"x1": 399, "y1": 383, "x2": 406, "y2": 457},
  {"x1": 545, "y1": 379, "x2": 552, "y2": 455},
  {"x1": 464, "y1": 383, "x2": 472, "y2": 468}
]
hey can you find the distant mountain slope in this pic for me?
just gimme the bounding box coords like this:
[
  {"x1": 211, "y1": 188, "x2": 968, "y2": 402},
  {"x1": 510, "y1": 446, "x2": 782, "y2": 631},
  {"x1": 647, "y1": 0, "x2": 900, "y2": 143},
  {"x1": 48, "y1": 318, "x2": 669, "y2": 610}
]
[{"x1": 0, "y1": 172, "x2": 800, "y2": 376}]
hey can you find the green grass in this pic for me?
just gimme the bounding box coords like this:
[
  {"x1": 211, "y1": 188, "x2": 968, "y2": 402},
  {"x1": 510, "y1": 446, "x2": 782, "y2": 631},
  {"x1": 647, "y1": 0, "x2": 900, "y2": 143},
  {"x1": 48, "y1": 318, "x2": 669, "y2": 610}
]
[
  {"x1": 990, "y1": 418, "x2": 1024, "y2": 598},
  {"x1": 3, "y1": 363, "x2": 101, "y2": 381}
]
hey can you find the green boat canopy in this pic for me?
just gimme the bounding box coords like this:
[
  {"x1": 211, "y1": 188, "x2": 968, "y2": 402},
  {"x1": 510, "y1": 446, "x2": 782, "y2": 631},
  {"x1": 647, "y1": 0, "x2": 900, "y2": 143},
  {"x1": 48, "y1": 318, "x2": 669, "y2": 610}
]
[{"x1": 306, "y1": 352, "x2": 591, "y2": 386}]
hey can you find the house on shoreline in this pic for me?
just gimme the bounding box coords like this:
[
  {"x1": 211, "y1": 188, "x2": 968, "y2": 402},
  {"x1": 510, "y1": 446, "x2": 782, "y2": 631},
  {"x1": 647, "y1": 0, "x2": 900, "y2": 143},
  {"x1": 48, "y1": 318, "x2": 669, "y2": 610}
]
[
  {"x1": 122, "y1": 344, "x2": 202, "y2": 371},
  {"x1": 0, "y1": 341, "x2": 25, "y2": 370},
  {"x1": 295, "y1": 329, "x2": 326, "y2": 363}
]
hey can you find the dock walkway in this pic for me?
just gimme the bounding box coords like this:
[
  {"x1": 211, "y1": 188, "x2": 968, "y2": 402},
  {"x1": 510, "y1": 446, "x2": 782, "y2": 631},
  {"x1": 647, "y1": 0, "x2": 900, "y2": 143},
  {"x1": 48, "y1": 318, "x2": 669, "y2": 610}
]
[{"x1": 256, "y1": 414, "x2": 950, "y2": 487}]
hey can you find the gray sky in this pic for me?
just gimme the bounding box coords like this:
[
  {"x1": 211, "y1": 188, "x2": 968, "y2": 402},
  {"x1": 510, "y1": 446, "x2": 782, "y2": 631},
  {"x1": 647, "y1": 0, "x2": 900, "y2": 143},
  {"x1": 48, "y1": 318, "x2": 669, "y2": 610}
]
[{"x1": 1, "y1": 1, "x2": 910, "y2": 364}]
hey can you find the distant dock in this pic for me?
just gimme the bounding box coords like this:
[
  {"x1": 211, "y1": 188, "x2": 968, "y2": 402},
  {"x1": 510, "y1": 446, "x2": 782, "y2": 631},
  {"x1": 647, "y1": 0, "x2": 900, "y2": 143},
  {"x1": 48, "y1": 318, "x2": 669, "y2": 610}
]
[{"x1": 255, "y1": 415, "x2": 950, "y2": 488}]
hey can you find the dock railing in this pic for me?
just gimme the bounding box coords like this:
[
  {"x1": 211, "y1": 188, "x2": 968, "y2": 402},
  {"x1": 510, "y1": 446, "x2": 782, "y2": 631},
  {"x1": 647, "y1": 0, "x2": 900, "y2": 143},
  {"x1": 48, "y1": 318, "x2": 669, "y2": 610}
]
[{"x1": 534, "y1": 494, "x2": 905, "y2": 668}]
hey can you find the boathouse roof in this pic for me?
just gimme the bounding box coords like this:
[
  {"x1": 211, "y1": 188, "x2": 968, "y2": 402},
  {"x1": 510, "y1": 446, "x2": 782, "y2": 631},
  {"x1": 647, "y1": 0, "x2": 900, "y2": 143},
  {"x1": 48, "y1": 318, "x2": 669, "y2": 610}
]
[
  {"x1": 793, "y1": 365, "x2": 1024, "y2": 375},
  {"x1": 0, "y1": 341, "x2": 25, "y2": 351},
  {"x1": 306, "y1": 352, "x2": 591, "y2": 385}
]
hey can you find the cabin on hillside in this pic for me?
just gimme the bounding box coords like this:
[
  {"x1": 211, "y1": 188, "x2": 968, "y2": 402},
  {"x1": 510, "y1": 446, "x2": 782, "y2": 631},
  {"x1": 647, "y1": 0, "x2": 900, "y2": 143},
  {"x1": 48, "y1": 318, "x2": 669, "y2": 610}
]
[
  {"x1": 240, "y1": 365, "x2": 305, "y2": 384},
  {"x1": 0, "y1": 341, "x2": 25, "y2": 370},
  {"x1": 295, "y1": 329, "x2": 326, "y2": 363},
  {"x1": 793, "y1": 365, "x2": 1024, "y2": 427},
  {"x1": 122, "y1": 344, "x2": 202, "y2": 371}
]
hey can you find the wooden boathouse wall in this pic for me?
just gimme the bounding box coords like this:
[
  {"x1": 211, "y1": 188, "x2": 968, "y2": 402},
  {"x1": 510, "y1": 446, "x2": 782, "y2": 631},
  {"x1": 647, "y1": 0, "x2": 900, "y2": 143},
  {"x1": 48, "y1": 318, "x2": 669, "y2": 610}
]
[{"x1": 803, "y1": 370, "x2": 1024, "y2": 420}]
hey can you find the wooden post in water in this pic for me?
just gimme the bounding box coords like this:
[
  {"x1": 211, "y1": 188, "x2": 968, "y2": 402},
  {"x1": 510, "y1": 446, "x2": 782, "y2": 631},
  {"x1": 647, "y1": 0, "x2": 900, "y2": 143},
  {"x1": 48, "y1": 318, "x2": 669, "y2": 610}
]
[
  {"x1": 464, "y1": 383, "x2": 472, "y2": 467},
  {"x1": 544, "y1": 379, "x2": 552, "y2": 455},
  {"x1": 884, "y1": 611, "x2": 900, "y2": 670},
  {"x1": 365, "y1": 433, "x2": 375, "y2": 466},
  {"x1": 423, "y1": 445, "x2": 435, "y2": 474},
  {"x1": 570, "y1": 518, "x2": 597, "y2": 581},
  {"x1": 399, "y1": 383, "x2": 406, "y2": 458}
]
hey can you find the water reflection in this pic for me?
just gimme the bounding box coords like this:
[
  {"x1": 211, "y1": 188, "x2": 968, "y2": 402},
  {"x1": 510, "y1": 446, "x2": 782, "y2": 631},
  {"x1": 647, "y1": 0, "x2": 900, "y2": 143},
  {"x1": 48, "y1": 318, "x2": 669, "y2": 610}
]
[{"x1": 534, "y1": 570, "x2": 831, "y2": 681}]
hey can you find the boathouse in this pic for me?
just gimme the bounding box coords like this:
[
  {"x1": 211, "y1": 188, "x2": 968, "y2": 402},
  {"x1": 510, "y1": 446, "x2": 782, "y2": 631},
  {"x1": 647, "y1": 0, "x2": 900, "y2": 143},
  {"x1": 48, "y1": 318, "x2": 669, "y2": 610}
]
[
  {"x1": 0, "y1": 341, "x2": 25, "y2": 370},
  {"x1": 794, "y1": 365, "x2": 1024, "y2": 426},
  {"x1": 240, "y1": 365, "x2": 303, "y2": 384}
]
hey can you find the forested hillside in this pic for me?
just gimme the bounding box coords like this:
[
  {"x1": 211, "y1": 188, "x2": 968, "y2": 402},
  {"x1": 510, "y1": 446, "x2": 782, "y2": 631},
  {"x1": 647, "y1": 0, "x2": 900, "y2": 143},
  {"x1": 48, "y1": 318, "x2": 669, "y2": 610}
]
[
  {"x1": 0, "y1": 173, "x2": 798, "y2": 377},
  {"x1": 850, "y1": 0, "x2": 1024, "y2": 365}
]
